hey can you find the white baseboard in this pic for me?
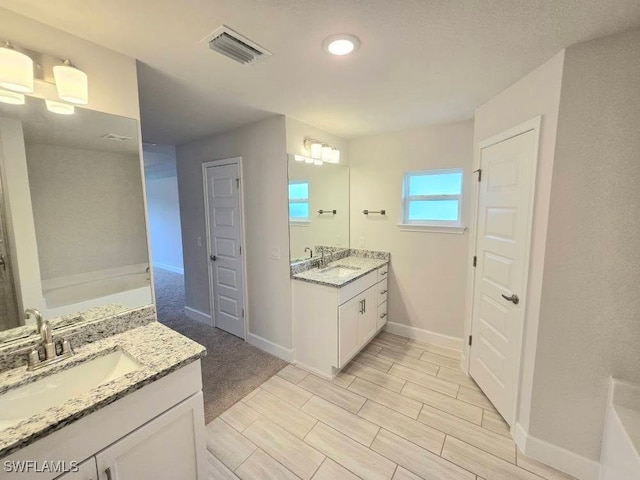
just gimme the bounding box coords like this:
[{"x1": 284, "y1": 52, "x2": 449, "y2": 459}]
[
  {"x1": 184, "y1": 306, "x2": 212, "y2": 326},
  {"x1": 515, "y1": 423, "x2": 600, "y2": 480},
  {"x1": 384, "y1": 321, "x2": 463, "y2": 351},
  {"x1": 292, "y1": 361, "x2": 335, "y2": 381},
  {"x1": 247, "y1": 332, "x2": 293, "y2": 362},
  {"x1": 154, "y1": 263, "x2": 184, "y2": 275}
]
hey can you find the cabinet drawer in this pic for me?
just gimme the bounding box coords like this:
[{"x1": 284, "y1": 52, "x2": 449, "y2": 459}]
[
  {"x1": 377, "y1": 264, "x2": 389, "y2": 283},
  {"x1": 339, "y1": 270, "x2": 377, "y2": 305},
  {"x1": 377, "y1": 301, "x2": 388, "y2": 330},
  {"x1": 377, "y1": 279, "x2": 388, "y2": 305}
]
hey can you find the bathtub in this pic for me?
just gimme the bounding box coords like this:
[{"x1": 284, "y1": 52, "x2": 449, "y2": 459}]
[
  {"x1": 599, "y1": 378, "x2": 640, "y2": 480},
  {"x1": 42, "y1": 264, "x2": 153, "y2": 318}
]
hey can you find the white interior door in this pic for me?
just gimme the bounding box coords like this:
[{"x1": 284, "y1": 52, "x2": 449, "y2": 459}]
[
  {"x1": 470, "y1": 120, "x2": 539, "y2": 425},
  {"x1": 204, "y1": 161, "x2": 245, "y2": 339}
]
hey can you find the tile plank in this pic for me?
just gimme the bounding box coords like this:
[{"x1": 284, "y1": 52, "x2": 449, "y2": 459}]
[
  {"x1": 389, "y1": 363, "x2": 459, "y2": 397},
  {"x1": 457, "y1": 386, "x2": 498, "y2": 412},
  {"x1": 371, "y1": 340, "x2": 424, "y2": 358},
  {"x1": 346, "y1": 362, "x2": 407, "y2": 393},
  {"x1": 359, "y1": 401, "x2": 445, "y2": 454},
  {"x1": 278, "y1": 364, "x2": 309, "y2": 384},
  {"x1": 305, "y1": 422, "x2": 396, "y2": 480},
  {"x1": 420, "y1": 351, "x2": 462, "y2": 369},
  {"x1": 371, "y1": 429, "x2": 475, "y2": 480},
  {"x1": 246, "y1": 389, "x2": 318, "y2": 438},
  {"x1": 441, "y1": 436, "x2": 540, "y2": 480},
  {"x1": 378, "y1": 349, "x2": 439, "y2": 375},
  {"x1": 482, "y1": 410, "x2": 511, "y2": 437},
  {"x1": 516, "y1": 450, "x2": 578, "y2": 480},
  {"x1": 363, "y1": 344, "x2": 383, "y2": 356},
  {"x1": 418, "y1": 404, "x2": 515, "y2": 463},
  {"x1": 299, "y1": 374, "x2": 366, "y2": 414},
  {"x1": 206, "y1": 451, "x2": 239, "y2": 480},
  {"x1": 437, "y1": 367, "x2": 481, "y2": 391},
  {"x1": 261, "y1": 375, "x2": 313, "y2": 408},
  {"x1": 331, "y1": 371, "x2": 357, "y2": 389},
  {"x1": 401, "y1": 382, "x2": 483, "y2": 424},
  {"x1": 349, "y1": 378, "x2": 423, "y2": 419},
  {"x1": 243, "y1": 417, "x2": 325, "y2": 480},
  {"x1": 205, "y1": 418, "x2": 256, "y2": 470},
  {"x1": 219, "y1": 401, "x2": 261, "y2": 433},
  {"x1": 302, "y1": 395, "x2": 380, "y2": 446},
  {"x1": 236, "y1": 449, "x2": 299, "y2": 480},
  {"x1": 410, "y1": 342, "x2": 462, "y2": 360},
  {"x1": 312, "y1": 458, "x2": 362, "y2": 480},
  {"x1": 392, "y1": 466, "x2": 422, "y2": 480},
  {"x1": 353, "y1": 352, "x2": 393, "y2": 372}
]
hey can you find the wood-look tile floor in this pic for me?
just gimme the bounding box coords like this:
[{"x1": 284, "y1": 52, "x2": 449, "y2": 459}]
[{"x1": 205, "y1": 331, "x2": 576, "y2": 480}]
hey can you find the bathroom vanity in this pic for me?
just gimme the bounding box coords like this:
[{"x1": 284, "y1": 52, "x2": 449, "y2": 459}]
[
  {"x1": 291, "y1": 250, "x2": 389, "y2": 378},
  {"x1": 0, "y1": 307, "x2": 207, "y2": 480}
]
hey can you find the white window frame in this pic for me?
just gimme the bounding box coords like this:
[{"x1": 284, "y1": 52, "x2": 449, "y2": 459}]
[
  {"x1": 288, "y1": 180, "x2": 310, "y2": 224},
  {"x1": 399, "y1": 168, "x2": 465, "y2": 234}
]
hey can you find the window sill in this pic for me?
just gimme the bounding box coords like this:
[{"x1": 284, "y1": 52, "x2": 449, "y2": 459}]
[
  {"x1": 289, "y1": 220, "x2": 311, "y2": 227},
  {"x1": 397, "y1": 224, "x2": 466, "y2": 234}
]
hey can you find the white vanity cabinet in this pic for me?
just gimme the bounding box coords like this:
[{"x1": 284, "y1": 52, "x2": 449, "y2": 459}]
[
  {"x1": 293, "y1": 263, "x2": 389, "y2": 378},
  {"x1": 8, "y1": 361, "x2": 206, "y2": 480}
]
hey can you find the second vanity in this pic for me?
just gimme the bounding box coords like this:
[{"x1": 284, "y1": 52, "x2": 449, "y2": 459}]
[
  {"x1": 292, "y1": 250, "x2": 390, "y2": 378},
  {"x1": 0, "y1": 307, "x2": 206, "y2": 480}
]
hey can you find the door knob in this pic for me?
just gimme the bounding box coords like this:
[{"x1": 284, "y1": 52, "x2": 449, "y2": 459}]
[
  {"x1": 210, "y1": 255, "x2": 217, "y2": 261},
  {"x1": 501, "y1": 293, "x2": 520, "y2": 305}
]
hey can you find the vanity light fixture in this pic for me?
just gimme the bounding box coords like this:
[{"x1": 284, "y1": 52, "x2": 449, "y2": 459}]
[
  {"x1": 314, "y1": 159, "x2": 323, "y2": 166},
  {"x1": 0, "y1": 88, "x2": 25, "y2": 105},
  {"x1": 294, "y1": 155, "x2": 306, "y2": 162},
  {"x1": 0, "y1": 42, "x2": 34, "y2": 93},
  {"x1": 304, "y1": 138, "x2": 340, "y2": 165},
  {"x1": 53, "y1": 60, "x2": 88, "y2": 105},
  {"x1": 45, "y1": 99, "x2": 75, "y2": 115},
  {"x1": 322, "y1": 34, "x2": 360, "y2": 56}
]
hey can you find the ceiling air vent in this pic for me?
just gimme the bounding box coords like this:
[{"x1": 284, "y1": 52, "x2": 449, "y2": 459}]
[
  {"x1": 102, "y1": 133, "x2": 133, "y2": 141},
  {"x1": 204, "y1": 25, "x2": 271, "y2": 66}
]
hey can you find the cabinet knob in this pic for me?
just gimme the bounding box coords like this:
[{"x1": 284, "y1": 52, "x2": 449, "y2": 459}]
[
  {"x1": 380, "y1": 312, "x2": 387, "y2": 319},
  {"x1": 381, "y1": 289, "x2": 388, "y2": 294}
]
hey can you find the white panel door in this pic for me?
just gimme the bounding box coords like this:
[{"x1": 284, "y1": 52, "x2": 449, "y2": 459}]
[
  {"x1": 470, "y1": 124, "x2": 538, "y2": 425},
  {"x1": 205, "y1": 162, "x2": 245, "y2": 339}
]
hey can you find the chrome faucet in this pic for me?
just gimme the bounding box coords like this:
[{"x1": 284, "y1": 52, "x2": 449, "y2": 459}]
[
  {"x1": 304, "y1": 247, "x2": 313, "y2": 259},
  {"x1": 18, "y1": 308, "x2": 74, "y2": 371},
  {"x1": 319, "y1": 248, "x2": 327, "y2": 268}
]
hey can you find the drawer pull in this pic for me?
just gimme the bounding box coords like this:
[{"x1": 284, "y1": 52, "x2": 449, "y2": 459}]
[
  {"x1": 380, "y1": 270, "x2": 387, "y2": 276},
  {"x1": 380, "y1": 312, "x2": 387, "y2": 319},
  {"x1": 380, "y1": 289, "x2": 388, "y2": 294},
  {"x1": 105, "y1": 467, "x2": 114, "y2": 480}
]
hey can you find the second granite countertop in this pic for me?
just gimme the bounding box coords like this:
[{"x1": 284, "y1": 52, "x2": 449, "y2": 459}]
[{"x1": 292, "y1": 255, "x2": 389, "y2": 287}]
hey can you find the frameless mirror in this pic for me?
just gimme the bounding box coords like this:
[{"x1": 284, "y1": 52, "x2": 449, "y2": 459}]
[
  {"x1": 0, "y1": 96, "x2": 151, "y2": 341},
  {"x1": 287, "y1": 154, "x2": 349, "y2": 264}
]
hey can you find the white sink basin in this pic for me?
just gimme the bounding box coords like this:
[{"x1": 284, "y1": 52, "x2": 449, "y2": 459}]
[
  {"x1": 319, "y1": 265, "x2": 361, "y2": 278},
  {"x1": 0, "y1": 349, "x2": 142, "y2": 430}
]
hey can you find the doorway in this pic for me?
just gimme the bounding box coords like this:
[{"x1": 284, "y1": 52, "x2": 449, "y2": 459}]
[
  {"x1": 202, "y1": 158, "x2": 247, "y2": 339},
  {"x1": 469, "y1": 117, "x2": 540, "y2": 426},
  {"x1": 0, "y1": 169, "x2": 19, "y2": 331}
]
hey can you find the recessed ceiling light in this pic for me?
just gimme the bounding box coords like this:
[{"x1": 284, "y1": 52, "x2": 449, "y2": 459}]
[{"x1": 322, "y1": 34, "x2": 360, "y2": 56}]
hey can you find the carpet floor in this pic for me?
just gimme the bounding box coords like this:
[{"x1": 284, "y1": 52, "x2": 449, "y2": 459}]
[{"x1": 152, "y1": 267, "x2": 288, "y2": 423}]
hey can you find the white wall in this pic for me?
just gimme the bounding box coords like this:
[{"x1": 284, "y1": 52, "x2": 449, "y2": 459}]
[
  {"x1": 0, "y1": 7, "x2": 139, "y2": 120},
  {"x1": 470, "y1": 50, "x2": 565, "y2": 435},
  {"x1": 26, "y1": 143, "x2": 148, "y2": 280},
  {"x1": 529, "y1": 27, "x2": 640, "y2": 466},
  {"x1": 349, "y1": 120, "x2": 474, "y2": 342},
  {"x1": 176, "y1": 116, "x2": 292, "y2": 353},
  {"x1": 144, "y1": 145, "x2": 184, "y2": 274}
]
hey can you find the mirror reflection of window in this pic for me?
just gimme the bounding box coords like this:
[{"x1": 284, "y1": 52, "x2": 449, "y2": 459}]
[{"x1": 288, "y1": 181, "x2": 310, "y2": 221}]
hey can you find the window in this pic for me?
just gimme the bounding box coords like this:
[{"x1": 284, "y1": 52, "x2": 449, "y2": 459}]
[
  {"x1": 288, "y1": 181, "x2": 309, "y2": 221},
  {"x1": 402, "y1": 169, "x2": 463, "y2": 227}
]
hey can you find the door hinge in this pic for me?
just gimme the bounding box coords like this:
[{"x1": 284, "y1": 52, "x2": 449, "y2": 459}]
[
  {"x1": 239, "y1": 245, "x2": 242, "y2": 255},
  {"x1": 473, "y1": 255, "x2": 477, "y2": 267},
  {"x1": 236, "y1": 178, "x2": 240, "y2": 188},
  {"x1": 242, "y1": 309, "x2": 245, "y2": 318},
  {"x1": 468, "y1": 335, "x2": 473, "y2": 346},
  {"x1": 473, "y1": 168, "x2": 482, "y2": 182}
]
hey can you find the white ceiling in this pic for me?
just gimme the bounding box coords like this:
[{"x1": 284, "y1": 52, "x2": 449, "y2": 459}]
[{"x1": 2, "y1": 0, "x2": 640, "y2": 145}]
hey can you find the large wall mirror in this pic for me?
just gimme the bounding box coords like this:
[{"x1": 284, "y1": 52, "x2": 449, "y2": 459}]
[
  {"x1": 287, "y1": 154, "x2": 349, "y2": 263},
  {"x1": 0, "y1": 96, "x2": 151, "y2": 339}
]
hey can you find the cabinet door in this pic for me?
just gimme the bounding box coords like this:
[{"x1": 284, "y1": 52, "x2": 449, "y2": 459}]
[
  {"x1": 338, "y1": 294, "x2": 361, "y2": 367},
  {"x1": 95, "y1": 393, "x2": 206, "y2": 480},
  {"x1": 358, "y1": 286, "x2": 378, "y2": 345},
  {"x1": 55, "y1": 458, "x2": 98, "y2": 480}
]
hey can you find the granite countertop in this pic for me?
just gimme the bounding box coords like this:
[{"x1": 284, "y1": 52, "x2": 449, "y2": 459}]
[
  {"x1": 292, "y1": 255, "x2": 388, "y2": 287},
  {"x1": 0, "y1": 321, "x2": 206, "y2": 458}
]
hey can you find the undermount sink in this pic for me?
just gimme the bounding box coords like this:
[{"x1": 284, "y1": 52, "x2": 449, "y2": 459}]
[
  {"x1": 0, "y1": 349, "x2": 142, "y2": 430},
  {"x1": 319, "y1": 264, "x2": 362, "y2": 278}
]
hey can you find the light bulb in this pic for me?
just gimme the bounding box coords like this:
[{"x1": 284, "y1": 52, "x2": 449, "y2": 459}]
[
  {"x1": 46, "y1": 99, "x2": 75, "y2": 115},
  {"x1": 0, "y1": 44, "x2": 34, "y2": 93},
  {"x1": 53, "y1": 61, "x2": 88, "y2": 105}
]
